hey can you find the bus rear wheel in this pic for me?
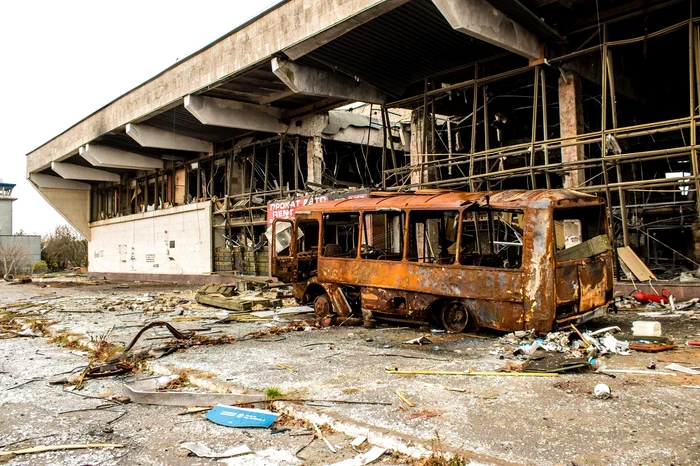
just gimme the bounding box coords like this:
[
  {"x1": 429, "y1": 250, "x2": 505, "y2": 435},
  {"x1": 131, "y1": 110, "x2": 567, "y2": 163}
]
[
  {"x1": 440, "y1": 301, "x2": 468, "y2": 333},
  {"x1": 314, "y1": 294, "x2": 332, "y2": 318}
]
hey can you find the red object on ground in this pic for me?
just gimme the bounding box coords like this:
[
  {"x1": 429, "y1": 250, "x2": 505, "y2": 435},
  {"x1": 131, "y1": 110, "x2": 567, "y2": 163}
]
[
  {"x1": 688, "y1": 341, "x2": 700, "y2": 347},
  {"x1": 631, "y1": 289, "x2": 671, "y2": 304}
]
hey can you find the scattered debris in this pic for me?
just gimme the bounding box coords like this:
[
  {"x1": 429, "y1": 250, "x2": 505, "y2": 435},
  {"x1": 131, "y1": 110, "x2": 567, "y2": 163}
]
[
  {"x1": 180, "y1": 442, "x2": 252, "y2": 458},
  {"x1": 632, "y1": 290, "x2": 670, "y2": 305},
  {"x1": 385, "y1": 368, "x2": 558, "y2": 377},
  {"x1": 617, "y1": 246, "x2": 657, "y2": 281},
  {"x1": 122, "y1": 375, "x2": 264, "y2": 406},
  {"x1": 395, "y1": 390, "x2": 415, "y2": 407},
  {"x1": 596, "y1": 367, "x2": 677, "y2": 376},
  {"x1": 206, "y1": 404, "x2": 279, "y2": 428},
  {"x1": 0, "y1": 443, "x2": 124, "y2": 458},
  {"x1": 311, "y1": 421, "x2": 336, "y2": 453},
  {"x1": 665, "y1": 363, "x2": 700, "y2": 375},
  {"x1": 593, "y1": 383, "x2": 612, "y2": 399},
  {"x1": 179, "y1": 407, "x2": 210, "y2": 415},
  {"x1": 276, "y1": 363, "x2": 297, "y2": 373},
  {"x1": 325, "y1": 446, "x2": 387, "y2": 466},
  {"x1": 628, "y1": 342, "x2": 676, "y2": 352},
  {"x1": 632, "y1": 320, "x2": 662, "y2": 336},
  {"x1": 350, "y1": 436, "x2": 367, "y2": 448},
  {"x1": 404, "y1": 336, "x2": 432, "y2": 345}
]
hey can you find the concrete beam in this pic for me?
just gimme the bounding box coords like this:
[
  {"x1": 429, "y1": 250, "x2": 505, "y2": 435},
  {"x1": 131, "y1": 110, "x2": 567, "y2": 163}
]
[
  {"x1": 28, "y1": 175, "x2": 90, "y2": 240},
  {"x1": 28, "y1": 173, "x2": 91, "y2": 190},
  {"x1": 184, "y1": 95, "x2": 287, "y2": 133},
  {"x1": 125, "y1": 123, "x2": 213, "y2": 153},
  {"x1": 79, "y1": 144, "x2": 164, "y2": 170},
  {"x1": 432, "y1": 0, "x2": 542, "y2": 59},
  {"x1": 51, "y1": 162, "x2": 120, "y2": 183},
  {"x1": 272, "y1": 58, "x2": 386, "y2": 104}
]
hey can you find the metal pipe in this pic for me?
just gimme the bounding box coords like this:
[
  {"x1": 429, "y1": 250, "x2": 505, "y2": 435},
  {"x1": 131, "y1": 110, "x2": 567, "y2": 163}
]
[
  {"x1": 469, "y1": 64, "x2": 479, "y2": 191},
  {"x1": 529, "y1": 67, "x2": 539, "y2": 189},
  {"x1": 540, "y1": 68, "x2": 550, "y2": 189},
  {"x1": 483, "y1": 84, "x2": 491, "y2": 191},
  {"x1": 601, "y1": 24, "x2": 615, "y2": 243}
]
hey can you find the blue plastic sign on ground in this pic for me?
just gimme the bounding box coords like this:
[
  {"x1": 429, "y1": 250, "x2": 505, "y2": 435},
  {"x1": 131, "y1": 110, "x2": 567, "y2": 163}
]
[{"x1": 205, "y1": 404, "x2": 279, "y2": 428}]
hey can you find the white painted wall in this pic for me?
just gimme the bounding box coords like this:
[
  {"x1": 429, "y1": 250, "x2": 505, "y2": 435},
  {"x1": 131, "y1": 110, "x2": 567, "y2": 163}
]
[{"x1": 88, "y1": 202, "x2": 212, "y2": 275}]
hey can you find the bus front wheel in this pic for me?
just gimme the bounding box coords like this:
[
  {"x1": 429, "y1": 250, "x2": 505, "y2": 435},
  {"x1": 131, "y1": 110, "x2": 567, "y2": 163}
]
[{"x1": 440, "y1": 301, "x2": 468, "y2": 333}]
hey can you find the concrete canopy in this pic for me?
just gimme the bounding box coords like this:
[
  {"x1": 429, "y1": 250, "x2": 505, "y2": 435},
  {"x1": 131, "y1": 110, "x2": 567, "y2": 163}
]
[
  {"x1": 431, "y1": 0, "x2": 542, "y2": 59},
  {"x1": 184, "y1": 95, "x2": 287, "y2": 133},
  {"x1": 79, "y1": 144, "x2": 164, "y2": 170},
  {"x1": 51, "y1": 162, "x2": 120, "y2": 183},
  {"x1": 126, "y1": 123, "x2": 213, "y2": 153},
  {"x1": 26, "y1": 0, "x2": 410, "y2": 175},
  {"x1": 272, "y1": 58, "x2": 386, "y2": 104}
]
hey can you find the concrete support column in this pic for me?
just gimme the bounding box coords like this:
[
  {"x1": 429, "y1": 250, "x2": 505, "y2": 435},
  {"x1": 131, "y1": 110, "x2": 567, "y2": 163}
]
[
  {"x1": 409, "y1": 109, "x2": 425, "y2": 187},
  {"x1": 692, "y1": 222, "x2": 700, "y2": 265},
  {"x1": 307, "y1": 136, "x2": 324, "y2": 185},
  {"x1": 559, "y1": 72, "x2": 585, "y2": 188}
]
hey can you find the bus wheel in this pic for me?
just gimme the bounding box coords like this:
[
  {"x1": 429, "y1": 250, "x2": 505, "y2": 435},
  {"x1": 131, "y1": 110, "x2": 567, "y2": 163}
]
[
  {"x1": 440, "y1": 301, "x2": 468, "y2": 333},
  {"x1": 314, "y1": 294, "x2": 332, "y2": 318}
]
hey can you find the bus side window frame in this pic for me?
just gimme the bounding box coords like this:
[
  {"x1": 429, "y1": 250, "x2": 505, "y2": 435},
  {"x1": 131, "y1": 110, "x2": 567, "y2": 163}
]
[
  {"x1": 320, "y1": 211, "x2": 361, "y2": 260},
  {"x1": 457, "y1": 207, "x2": 524, "y2": 270}
]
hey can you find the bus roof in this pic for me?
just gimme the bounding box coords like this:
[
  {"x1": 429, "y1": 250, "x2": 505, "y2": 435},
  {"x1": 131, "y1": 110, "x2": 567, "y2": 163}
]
[{"x1": 300, "y1": 189, "x2": 602, "y2": 213}]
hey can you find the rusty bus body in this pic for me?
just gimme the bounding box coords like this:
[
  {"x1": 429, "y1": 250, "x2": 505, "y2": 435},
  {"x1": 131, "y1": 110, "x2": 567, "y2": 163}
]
[{"x1": 271, "y1": 190, "x2": 613, "y2": 334}]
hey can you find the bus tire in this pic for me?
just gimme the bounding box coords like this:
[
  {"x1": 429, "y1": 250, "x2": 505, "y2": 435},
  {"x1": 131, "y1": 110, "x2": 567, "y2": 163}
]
[
  {"x1": 440, "y1": 300, "x2": 468, "y2": 333},
  {"x1": 314, "y1": 294, "x2": 333, "y2": 318}
]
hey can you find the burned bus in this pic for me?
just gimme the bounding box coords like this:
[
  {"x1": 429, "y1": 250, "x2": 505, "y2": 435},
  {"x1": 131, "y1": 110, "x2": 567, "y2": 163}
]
[{"x1": 271, "y1": 190, "x2": 613, "y2": 334}]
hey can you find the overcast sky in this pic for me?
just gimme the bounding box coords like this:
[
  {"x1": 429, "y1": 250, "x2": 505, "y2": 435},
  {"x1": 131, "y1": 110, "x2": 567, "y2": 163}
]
[{"x1": 0, "y1": 0, "x2": 281, "y2": 236}]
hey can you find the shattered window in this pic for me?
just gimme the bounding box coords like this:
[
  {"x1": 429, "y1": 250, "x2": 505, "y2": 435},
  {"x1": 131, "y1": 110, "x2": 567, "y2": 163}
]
[
  {"x1": 554, "y1": 206, "x2": 608, "y2": 259},
  {"x1": 361, "y1": 210, "x2": 404, "y2": 260},
  {"x1": 322, "y1": 212, "x2": 360, "y2": 258},
  {"x1": 407, "y1": 211, "x2": 459, "y2": 264},
  {"x1": 459, "y1": 210, "x2": 523, "y2": 269},
  {"x1": 297, "y1": 220, "x2": 319, "y2": 253}
]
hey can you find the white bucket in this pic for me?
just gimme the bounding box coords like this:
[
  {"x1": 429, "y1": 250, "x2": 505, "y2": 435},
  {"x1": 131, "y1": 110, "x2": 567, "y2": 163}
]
[{"x1": 632, "y1": 321, "x2": 662, "y2": 337}]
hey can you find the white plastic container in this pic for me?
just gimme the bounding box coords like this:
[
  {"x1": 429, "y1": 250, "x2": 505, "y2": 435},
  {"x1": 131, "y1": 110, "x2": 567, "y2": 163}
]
[{"x1": 632, "y1": 321, "x2": 662, "y2": 337}]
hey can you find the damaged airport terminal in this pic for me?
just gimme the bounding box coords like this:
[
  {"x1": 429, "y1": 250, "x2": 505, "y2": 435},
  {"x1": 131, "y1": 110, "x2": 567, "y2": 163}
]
[
  {"x1": 27, "y1": 0, "x2": 700, "y2": 293},
  {"x1": 7, "y1": 2, "x2": 700, "y2": 464}
]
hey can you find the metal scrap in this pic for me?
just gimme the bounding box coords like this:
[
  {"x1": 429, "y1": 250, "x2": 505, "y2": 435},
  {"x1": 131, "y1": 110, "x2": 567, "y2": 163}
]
[{"x1": 122, "y1": 375, "x2": 265, "y2": 406}]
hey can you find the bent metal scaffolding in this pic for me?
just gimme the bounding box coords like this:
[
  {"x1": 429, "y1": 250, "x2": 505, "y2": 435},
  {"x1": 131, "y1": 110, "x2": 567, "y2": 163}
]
[{"x1": 377, "y1": 1, "x2": 700, "y2": 273}]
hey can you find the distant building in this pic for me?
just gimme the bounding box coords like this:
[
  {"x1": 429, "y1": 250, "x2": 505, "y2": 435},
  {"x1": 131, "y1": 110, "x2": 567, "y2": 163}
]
[{"x1": 0, "y1": 183, "x2": 41, "y2": 276}]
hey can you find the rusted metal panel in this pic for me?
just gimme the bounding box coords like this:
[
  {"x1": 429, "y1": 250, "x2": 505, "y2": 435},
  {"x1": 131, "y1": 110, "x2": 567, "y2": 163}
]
[
  {"x1": 318, "y1": 259, "x2": 523, "y2": 304},
  {"x1": 555, "y1": 264, "x2": 579, "y2": 305},
  {"x1": 300, "y1": 189, "x2": 603, "y2": 214},
  {"x1": 578, "y1": 255, "x2": 609, "y2": 311},
  {"x1": 520, "y1": 207, "x2": 556, "y2": 334},
  {"x1": 465, "y1": 298, "x2": 525, "y2": 331},
  {"x1": 361, "y1": 286, "x2": 436, "y2": 319}
]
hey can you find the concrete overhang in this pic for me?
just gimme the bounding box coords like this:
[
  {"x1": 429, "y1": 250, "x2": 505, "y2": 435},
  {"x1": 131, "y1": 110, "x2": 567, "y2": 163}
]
[
  {"x1": 79, "y1": 144, "x2": 164, "y2": 170},
  {"x1": 431, "y1": 0, "x2": 543, "y2": 59},
  {"x1": 26, "y1": 0, "x2": 410, "y2": 176}
]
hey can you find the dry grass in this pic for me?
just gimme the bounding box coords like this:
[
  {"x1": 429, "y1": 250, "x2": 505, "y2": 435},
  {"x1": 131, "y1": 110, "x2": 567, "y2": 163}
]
[
  {"x1": 49, "y1": 329, "x2": 87, "y2": 350},
  {"x1": 415, "y1": 432, "x2": 470, "y2": 466}
]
